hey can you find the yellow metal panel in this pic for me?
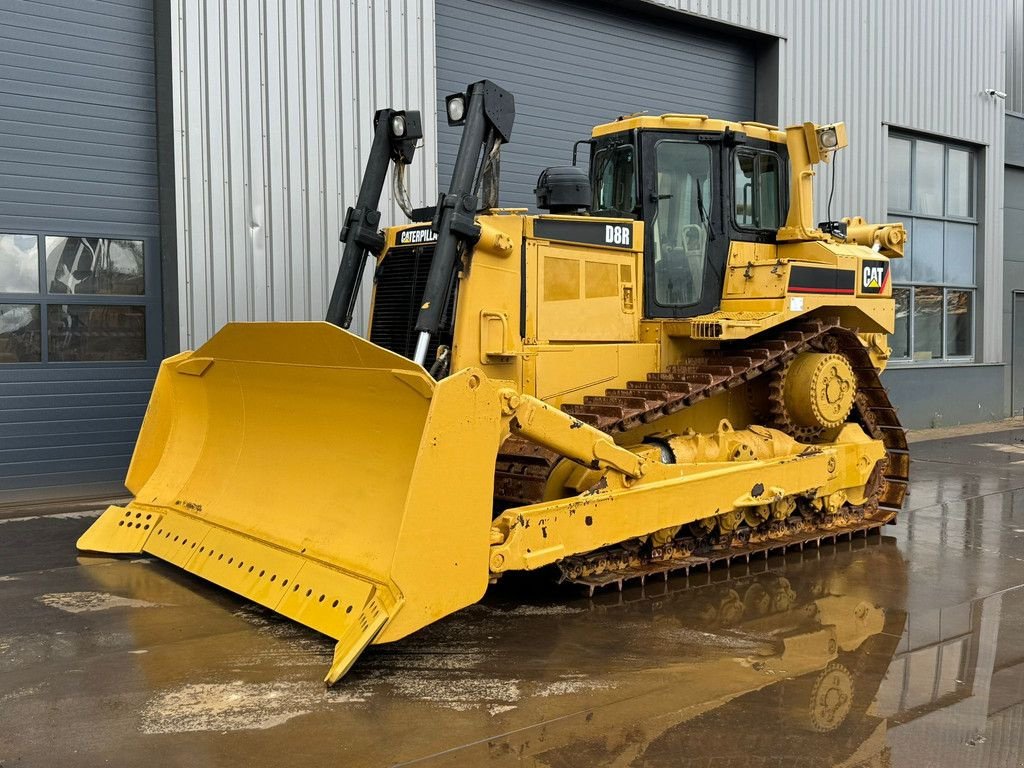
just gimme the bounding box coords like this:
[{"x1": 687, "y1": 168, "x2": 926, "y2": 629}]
[
  {"x1": 124, "y1": 352, "x2": 190, "y2": 494},
  {"x1": 134, "y1": 342, "x2": 430, "y2": 582},
  {"x1": 76, "y1": 505, "x2": 161, "y2": 554},
  {"x1": 585, "y1": 261, "x2": 618, "y2": 298},
  {"x1": 591, "y1": 115, "x2": 786, "y2": 144},
  {"x1": 535, "y1": 345, "x2": 618, "y2": 403},
  {"x1": 533, "y1": 342, "x2": 658, "y2": 406},
  {"x1": 543, "y1": 256, "x2": 581, "y2": 301},
  {"x1": 536, "y1": 243, "x2": 638, "y2": 342},
  {"x1": 381, "y1": 368, "x2": 507, "y2": 641},
  {"x1": 448, "y1": 214, "x2": 523, "y2": 383},
  {"x1": 274, "y1": 558, "x2": 377, "y2": 637},
  {"x1": 145, "y1": 511, "x2": 215, "y2": 568}
]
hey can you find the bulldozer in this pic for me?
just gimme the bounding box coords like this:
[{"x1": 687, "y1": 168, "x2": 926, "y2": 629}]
[{"x1": 78, "y1": 80, "x2": 909, "y2": 685}]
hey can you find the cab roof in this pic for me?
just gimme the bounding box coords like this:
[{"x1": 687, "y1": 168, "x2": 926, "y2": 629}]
[{"x1": 591, "y1": 114, "x2": 787, "y2": 144}]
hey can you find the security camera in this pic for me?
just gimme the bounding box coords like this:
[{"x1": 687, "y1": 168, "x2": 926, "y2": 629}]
[{"x1": 985, "y1": 88, "x2": 1007, "y2": 99}]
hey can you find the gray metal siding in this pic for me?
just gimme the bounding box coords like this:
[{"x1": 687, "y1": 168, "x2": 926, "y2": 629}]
[
  {"x1": 645, "y1": 0, "x2": 784, "y2": 36},
  {"x1": 1009, "y1": 0, "x2": 1024, "y2": 114},
  {"x1": 435, "y1": 0, "x2": 758, "y2": 209},
  {"x1": 0, "y1": 0, "x2": 159, "y2": 235},
  {"x1": 1004, "y1": 165, "x2": 1024, "y2": 414},
  {"x1": 0, "y1": 0, "x2": 161, "y2": 505},
  {"x1": 1013, "y1": 292, "x2": 1024, "y2": 415},
  {"x1": 882, "y1": 364, "x2": 1006, "y2": 428},
  {"x1": 169, "y1": 0, "x2": 438, "y2": 348},
  {"x1": 0, "y1": 364, "x2": 158, "y2": 504}
]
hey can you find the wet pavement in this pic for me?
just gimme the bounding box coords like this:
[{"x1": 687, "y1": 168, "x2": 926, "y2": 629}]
[{"x1": 2, "y1": 427, "x2": 1024, "y2": 766}]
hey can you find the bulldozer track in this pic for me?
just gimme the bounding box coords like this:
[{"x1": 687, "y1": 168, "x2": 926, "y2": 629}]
[{"x1": 493, "y1": 317, "x2": 909, "y2": 589}]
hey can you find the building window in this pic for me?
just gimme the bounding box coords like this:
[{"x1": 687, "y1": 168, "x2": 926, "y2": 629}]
[
  {"x1": 45, "y1": 236, "x2": 145, "y2": 296},
  {"x1": 0, "y1": 304, "x2": 42, "y2": 362},
  {"x1": 0, "y1": 234, "x2": 40, "y2": 293},
  {"x1": 887, "y1": 133, "x2": 977, "y2": 362},
  {"x1": 0, "y1": 233, "x2": 149, "y2": 364}
]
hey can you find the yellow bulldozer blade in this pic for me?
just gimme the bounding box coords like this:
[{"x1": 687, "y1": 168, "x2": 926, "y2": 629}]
[{"x1": 77, "y1": 322, "x2": 506, "y2": 684}]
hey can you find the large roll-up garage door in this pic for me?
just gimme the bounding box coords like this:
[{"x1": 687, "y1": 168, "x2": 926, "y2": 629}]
[
  {"x1": 436, "y1": 0, "x2": 759, "y2": 209},
  {"x1": 0, "y1": 0, "x2": 162, "y2": 507}
]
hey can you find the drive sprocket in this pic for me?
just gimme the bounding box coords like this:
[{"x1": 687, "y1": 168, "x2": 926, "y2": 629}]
[{"x1": 767, "y1": 351, "x2": 857, "y2": 440}]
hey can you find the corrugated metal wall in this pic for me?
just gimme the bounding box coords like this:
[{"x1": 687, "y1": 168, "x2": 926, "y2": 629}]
[
  {"x1": 1009, "y1": 0, "x2": 1024, "y2": 114},
  {"x1": 646, "y1": 0, "x2": 784, "y2": 35},
  {"x1": 174, "y1": 0, "x2": 1006, "y2": 361},
  {"x1": 0, "y1": 1, "x2": 159, "y2": 234},
  {"x1": 170, "y1": 0, "x2": 437, "y2": 348}
]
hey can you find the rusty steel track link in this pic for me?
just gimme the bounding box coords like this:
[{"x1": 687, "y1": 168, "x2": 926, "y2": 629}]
[
  {"x1": 561, "y1": 518, "x2": 892, "y2": 596},
  {"x1": 493, "y1": 317, "x2": 909, "y2": 589}
]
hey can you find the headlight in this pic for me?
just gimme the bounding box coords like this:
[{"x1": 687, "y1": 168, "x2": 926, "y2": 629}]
[
  {"x1": 445, "y1": 93, "x2": 466, "y2": 125},
  {"x1": 803, "y1": 121, "x2": 847, "y2": 164},
  {"x1": 390, "y1": 113, "x2": 406, "y2": 137}
]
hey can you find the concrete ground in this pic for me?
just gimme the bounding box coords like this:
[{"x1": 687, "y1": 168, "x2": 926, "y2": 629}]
[{"x1": 2, "y1": 426, "x2": 1024, "y2": 767}]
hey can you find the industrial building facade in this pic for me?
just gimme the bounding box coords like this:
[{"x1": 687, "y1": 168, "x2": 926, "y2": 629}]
[{"x1": 0, "y1": 0, "x2": 1017, "y2": 504}]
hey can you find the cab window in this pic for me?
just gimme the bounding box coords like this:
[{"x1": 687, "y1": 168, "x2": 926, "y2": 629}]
[
  {"x1": 734, "y1": 150, "x2": 782, "y2": 230},
  {"x1": 652, "y1": 141, "x2": 713, "y2": 307},
  {"x1": 591, "y1": 144, "x2": 637, "y2": 217}
]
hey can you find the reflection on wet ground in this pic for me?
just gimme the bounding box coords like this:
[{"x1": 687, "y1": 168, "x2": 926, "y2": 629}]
[{"x1": 2, "y1": 429, "x2": 1024, "y2": 766}]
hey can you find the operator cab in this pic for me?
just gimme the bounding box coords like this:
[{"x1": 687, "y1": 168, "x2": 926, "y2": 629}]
[{"x1": 587, "y1": 116, "x2": 789, "y2": 319}]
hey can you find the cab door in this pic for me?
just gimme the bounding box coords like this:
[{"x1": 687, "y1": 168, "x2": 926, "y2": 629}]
[{"x1": 639, "y1": 132, "x2": 728, "y2": 319}]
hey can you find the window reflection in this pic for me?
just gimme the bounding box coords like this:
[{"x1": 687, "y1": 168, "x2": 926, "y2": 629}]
[
  {"x1": 946, "y1": 148, "x2": 973, "y2": 218},
  {"x1": 913, "y1": 287, "x2": 943, "y2": 361},
  {"x1": 47, "y1": 304, "x2": 146, "y2": 362},
  {"x1": 0, "y1": 304, "x2": 41, "y2": 362},
  {"x1": 914, "y1": 141, "x2": 945, "y2": 215},
  {"x1": 46, "y1": 237, "x2": 145, "y2": 296},
  {"x1": 591, "y1": 144, "x2": 637, "y2": 217},
  {"x1": 943, "y1": 222, "x2": 974, "y2": 285},
  {"x1": 0, "y1": 234, "x2": 40, "y2": 293},
  {"x1": 734, "y1": 151, "x2": 781, "y2": 229},
  {"x1": 946, "y1": 290, "x2": 973, "y2": 357},
  {"x1": 756, "y1": 154, "x2": 781, "y2": 229},
  {"x1": 888, "y1": 136, "x2": 912, "y2": 211},
  {"x1": 910, "y1": 219, "x2": 943, "y2": 283},
  {"x1": 735, "y1": 153, "x2": 756, "y2": 227},
  {"x1": 653, "y1": 141, "x2": 712, "y2": 306},
  {"x1": 892, "y1": 287, "x2": 911, "y2": 359}
]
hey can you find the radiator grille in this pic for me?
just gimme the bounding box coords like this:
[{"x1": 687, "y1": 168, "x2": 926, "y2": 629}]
[{"x1": 368, "y1": 245, "x2": 451, "y2": 362}]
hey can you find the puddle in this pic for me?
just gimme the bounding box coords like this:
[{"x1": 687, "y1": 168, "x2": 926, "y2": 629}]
[
  {"x1": 141, "y1": 681, "x2": 366, "y2": 734},
  {"x1": 36, "y1": 591, "x2": 164, "y2": 613}
]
